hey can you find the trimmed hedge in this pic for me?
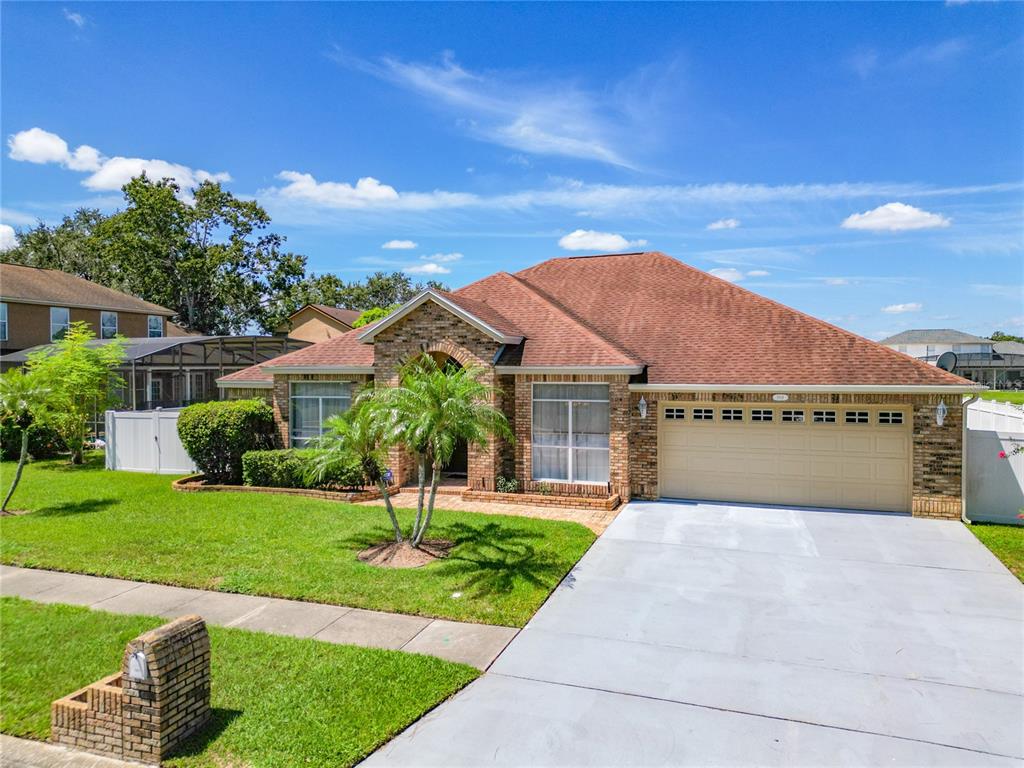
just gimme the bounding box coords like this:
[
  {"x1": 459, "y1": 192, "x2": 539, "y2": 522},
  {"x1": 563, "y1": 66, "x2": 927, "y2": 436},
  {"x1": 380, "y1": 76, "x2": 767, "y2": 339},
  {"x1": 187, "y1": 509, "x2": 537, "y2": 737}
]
[
  {"x1": 0, "y1": 422, "x2": 65, "y2": 461},
  {"x1": 242, "y1": 449, "x2": 369, "y2": 490},
  {"x1": 178, "y1": 399, "x2": 275, "y2": 484}
]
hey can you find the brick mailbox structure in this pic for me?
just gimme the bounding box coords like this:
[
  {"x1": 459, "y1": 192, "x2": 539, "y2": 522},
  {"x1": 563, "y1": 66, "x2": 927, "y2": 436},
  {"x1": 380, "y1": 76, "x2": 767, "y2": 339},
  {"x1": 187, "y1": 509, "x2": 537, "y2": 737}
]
[{"x1": 51, "y1": 615, "x2": 211, "y2": 764}]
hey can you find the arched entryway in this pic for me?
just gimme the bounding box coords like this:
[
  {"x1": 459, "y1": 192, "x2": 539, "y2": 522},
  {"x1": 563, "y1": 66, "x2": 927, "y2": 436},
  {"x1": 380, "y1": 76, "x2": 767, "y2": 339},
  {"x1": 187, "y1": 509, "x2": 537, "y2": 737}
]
[{"x1": 424, "y1": 351, "x2": 468, "y2": 479}]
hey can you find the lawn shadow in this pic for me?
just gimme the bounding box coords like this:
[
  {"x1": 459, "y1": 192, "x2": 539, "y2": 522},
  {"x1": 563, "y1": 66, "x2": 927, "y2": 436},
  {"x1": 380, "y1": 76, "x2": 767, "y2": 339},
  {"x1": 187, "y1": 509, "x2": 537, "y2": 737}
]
[
  {"x1": 33, "y1": 498, "x2": 117, "y2": 517},
  {"x1": 165, "y1": 707, "x2": 242, "y2": 761}
]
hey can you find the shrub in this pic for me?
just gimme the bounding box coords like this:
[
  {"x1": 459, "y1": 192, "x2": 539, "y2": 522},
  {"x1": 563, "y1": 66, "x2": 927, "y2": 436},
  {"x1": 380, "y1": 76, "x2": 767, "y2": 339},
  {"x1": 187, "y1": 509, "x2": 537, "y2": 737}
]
[
  {"x1": 0, "y1": 421, "x2": 65, "y2": 461},
  {"x1": 496, "y1": 475, "x2": 519, "y2": 494},
  {"x1": 242, "y1": 449, "x2": 371, "y2": 490},
  {"x1": 178, "y1": 399, "x2": 275, "y2": 484}
]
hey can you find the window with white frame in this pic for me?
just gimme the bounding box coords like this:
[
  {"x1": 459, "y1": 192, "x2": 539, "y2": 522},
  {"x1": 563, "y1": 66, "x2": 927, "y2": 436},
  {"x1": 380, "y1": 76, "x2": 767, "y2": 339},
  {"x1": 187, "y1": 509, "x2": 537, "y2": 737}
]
[
  {"x1": 50, "y1": 307, "x2": 70, "y2": 340},
  {"x1": 781, "y1": 409, "x2": 805, "y2": 422},
  {"x1": 532, "y1": 383, "x2": 609, "y2": 484},
  {"x1": 147, "y1": 315, "x2": 164, "y2": 337},
  {"x1": 100, "y1": 311, "x2": 118, "y2": 339},
  {"x1": 813, "y1": 410, "x2": 836, "y2": 423},
  {"x1": 692, "y1": 407, "x2": 714, "y2": 420},
  {"x1": 664, "y1": 407, "x2": 685, "y2": 419},
  {"x1": 751, "y1": 409, "x2": 773, "y2": 422},
  {"x1": 878, "y1": 411, "x2": 904, "y2": 425},
  {"x1": 0, "y1": 302, "x2": 7, "y2": 342},
  {"x1": 290, "y1": 382, "x2": 353, "y2": 446},
  {"x1": 722, "y1": 408, "x2": 743, "y2": 421},
  {"x1": 845, "y1": 410, "x2": 869, "y2": 424}
]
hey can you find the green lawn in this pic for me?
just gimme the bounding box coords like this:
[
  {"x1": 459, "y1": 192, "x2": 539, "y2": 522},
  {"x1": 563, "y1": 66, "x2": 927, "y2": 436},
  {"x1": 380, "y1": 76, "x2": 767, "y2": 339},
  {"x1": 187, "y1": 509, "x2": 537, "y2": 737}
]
[
  {"x1": 0, "y1": 597, "x2": 477, "y2": 767},
  {"x1": 0, "y1": 456, "x2": 593, "y2": 627},
  {"x1": 969, "y1": 522, "x2": 1024, "y2": 582},
  {"x1": 979, "y1": 391, "x2": 1024, "y2": 405}
]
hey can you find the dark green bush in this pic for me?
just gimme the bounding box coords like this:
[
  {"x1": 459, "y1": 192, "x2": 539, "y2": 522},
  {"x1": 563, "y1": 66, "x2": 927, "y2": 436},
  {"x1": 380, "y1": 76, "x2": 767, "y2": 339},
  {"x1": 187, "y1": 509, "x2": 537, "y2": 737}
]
[
  {"x1": 0, "y1": 421, "x2": 66, "y2": 461},
  {"x1": 241, "y1": 449, "x2": 369, "y2": 490},
  {"x1": 178, "y1": 399, "x2": 275, "y2": 484}
]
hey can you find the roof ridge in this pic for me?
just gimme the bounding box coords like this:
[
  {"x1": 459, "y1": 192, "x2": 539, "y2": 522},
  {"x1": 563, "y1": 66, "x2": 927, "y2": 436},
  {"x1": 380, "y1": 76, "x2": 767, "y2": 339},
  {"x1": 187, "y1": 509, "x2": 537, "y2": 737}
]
[
  {"x1": 659, "y1": 255, "x2": 971, "y2": 386},
  {"x1": 503, "y1": 272, "x2": 643, "y2": 365}
]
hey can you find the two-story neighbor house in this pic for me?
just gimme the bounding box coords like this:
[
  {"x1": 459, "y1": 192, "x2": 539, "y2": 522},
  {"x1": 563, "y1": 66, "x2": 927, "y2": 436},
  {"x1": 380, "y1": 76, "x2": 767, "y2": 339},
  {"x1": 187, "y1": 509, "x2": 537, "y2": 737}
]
[
  {"x1": 218, "y1": 252, "x2": 982, "y2": 519},
  {"x1": 0, "y1": 263, "x2": 175, "y2": 353},
  {"x1": 275, "y1": 304, "x2": 362, "y2": 344},
  {"x1": 880, "y1": 329, "x2": 1024, "y2": 389}
]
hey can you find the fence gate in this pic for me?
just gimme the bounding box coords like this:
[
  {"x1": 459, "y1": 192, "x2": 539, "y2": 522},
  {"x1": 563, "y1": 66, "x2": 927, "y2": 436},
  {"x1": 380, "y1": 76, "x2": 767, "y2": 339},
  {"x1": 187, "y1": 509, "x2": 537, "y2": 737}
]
[
  {"x1": 965, "y1": 399, "x2": 1024, "y2": 524},
  {"x1": 105, "y1": 408, "x2": 197, "y2": 475}
]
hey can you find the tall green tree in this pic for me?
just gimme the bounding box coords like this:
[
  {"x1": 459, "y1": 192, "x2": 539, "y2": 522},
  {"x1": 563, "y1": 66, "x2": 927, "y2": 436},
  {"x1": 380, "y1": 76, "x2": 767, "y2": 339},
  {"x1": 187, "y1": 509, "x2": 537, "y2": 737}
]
[
  {"x1": 0, "y1": 369, "x2": 52, "y2": 513},
  {"x1": 378, "y1": 356, "x2": 512, "y2": 548},
  {"x1": 26, "y1": 322, "x2": 125, "y2": 464},
  {"x1": 2, "y1": 209, "x2": 114, "y2": 285}
]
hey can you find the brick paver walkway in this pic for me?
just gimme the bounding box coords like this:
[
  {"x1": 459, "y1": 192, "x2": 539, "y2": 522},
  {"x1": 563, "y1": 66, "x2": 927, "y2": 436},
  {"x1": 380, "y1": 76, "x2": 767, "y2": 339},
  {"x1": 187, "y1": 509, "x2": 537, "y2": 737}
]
[
  {"x1": 357, "y1": 491, "x2": 620, "y2": 534},
  {"x1": 0, "y1": 565, "x2": 516, "y2": 670}
]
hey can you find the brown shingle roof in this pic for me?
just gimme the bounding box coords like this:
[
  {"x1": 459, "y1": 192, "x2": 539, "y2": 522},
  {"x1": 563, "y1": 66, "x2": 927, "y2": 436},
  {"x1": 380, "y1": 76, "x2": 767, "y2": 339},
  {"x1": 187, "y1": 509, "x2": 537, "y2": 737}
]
[
  {"x1": 0, "y1": 264, "x2": 174, "y2": 316},
  {"x1": 309, "y1": 304, "x2": 361, "y2": 326},
  {"x1": 262, "y1": 326, "x2": 374, "y2": 369},
  {"x1": 217, "y1": 364, "x2": 273, "y2": 384}
]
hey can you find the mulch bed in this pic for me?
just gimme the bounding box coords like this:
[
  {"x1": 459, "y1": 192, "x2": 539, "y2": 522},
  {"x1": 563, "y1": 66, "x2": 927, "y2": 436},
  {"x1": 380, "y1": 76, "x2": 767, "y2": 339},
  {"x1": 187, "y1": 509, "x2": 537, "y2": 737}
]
[{"x1": 357, "y1": 540, "x2": 454, "y2": 569}]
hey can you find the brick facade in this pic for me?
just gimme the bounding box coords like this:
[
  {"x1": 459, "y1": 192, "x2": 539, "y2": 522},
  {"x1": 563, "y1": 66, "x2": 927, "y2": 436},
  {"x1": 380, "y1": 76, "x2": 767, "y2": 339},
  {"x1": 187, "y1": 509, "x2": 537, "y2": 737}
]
[
  {"x1": 627, "y1": 390, "x2": 964, "y2": 519},
  {"x1": 223, "y1": 386, "x2": 273, "y2": 403},
  {"x1": 51, "y1": 615, "x2": 211, "y2": 765},
  {"x1": 271, "y1": 373, "x2": 372, "y2": 447}
]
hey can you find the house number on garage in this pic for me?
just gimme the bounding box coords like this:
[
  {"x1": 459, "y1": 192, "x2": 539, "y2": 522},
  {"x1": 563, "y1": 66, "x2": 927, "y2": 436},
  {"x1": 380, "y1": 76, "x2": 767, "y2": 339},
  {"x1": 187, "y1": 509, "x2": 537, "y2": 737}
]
[{"x1": 772, "y1": 394, "x2": 789, "y2": 402}]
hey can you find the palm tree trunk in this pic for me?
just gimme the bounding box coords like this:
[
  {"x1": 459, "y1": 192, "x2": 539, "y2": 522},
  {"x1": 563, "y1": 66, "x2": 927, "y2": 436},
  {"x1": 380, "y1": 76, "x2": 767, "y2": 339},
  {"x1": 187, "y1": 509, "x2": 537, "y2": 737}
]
[
  {"x1": 1, "y1": 430, "x2": 30, "y2": 514},
  {"x1": 413, "y1": 464, "x2": 442, "y2": 548},
  {"x1": 377, "y1": 479, "x2": 403, "y2": 542},
  {"x1": 410, "y1": 456, "x2": 427, "y2": 544}
]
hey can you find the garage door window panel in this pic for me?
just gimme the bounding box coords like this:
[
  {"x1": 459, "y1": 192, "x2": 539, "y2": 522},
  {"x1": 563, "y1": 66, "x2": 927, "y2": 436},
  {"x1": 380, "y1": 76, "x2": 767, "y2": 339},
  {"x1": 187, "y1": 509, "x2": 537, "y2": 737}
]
[
  {"x1": 813, "y1": 410, "x2": 836, "y2": 423},
  {"x1": 845, "y1": 411, "x2": 869, "y2": 424},
  {"x1": 722, "y1": 408, "x2": 743, "y2": 421},
  {"x1": 751, "y1": 409, "x2": 773, "y2": 422},
  {"x1": 878, "y1": 411, "x2": 904, "y2": 425},
  {"x1": 782, "y1": 409, "x2": 805, "y2": 423},
  {"x1": 693, "y1": 408, "x2": 714, "y2": 421},
  {"x1": 532, "y1": 384, "x2": 609, "y2": 484}
]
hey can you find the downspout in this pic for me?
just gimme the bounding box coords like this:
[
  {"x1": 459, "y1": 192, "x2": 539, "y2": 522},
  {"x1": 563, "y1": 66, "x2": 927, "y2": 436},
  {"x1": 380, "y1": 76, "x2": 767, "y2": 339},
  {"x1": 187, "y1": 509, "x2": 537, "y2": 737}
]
[{"x1": 961, "y1": 394, "x2": 980, "y2": 524}]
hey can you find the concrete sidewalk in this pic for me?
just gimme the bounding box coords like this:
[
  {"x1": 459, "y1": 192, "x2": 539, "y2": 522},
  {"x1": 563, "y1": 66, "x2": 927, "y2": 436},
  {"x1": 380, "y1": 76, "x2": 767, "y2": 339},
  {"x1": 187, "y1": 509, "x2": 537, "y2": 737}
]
[
  {"x1": 0, "y1": 565, "x2": 516, "y2": 669},
  {"x1": 0, "y1": 735, "x2": 137, "y2": 768}
]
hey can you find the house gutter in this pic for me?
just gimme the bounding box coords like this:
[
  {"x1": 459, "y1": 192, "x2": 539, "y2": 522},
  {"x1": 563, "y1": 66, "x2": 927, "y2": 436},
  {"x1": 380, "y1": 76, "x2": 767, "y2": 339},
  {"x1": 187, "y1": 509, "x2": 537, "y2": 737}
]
[
  {"x1": 961, "y1": 393, "x2": 981, "y2": 524},
  {"x1": 628, "y1": 383, "x2": 988, "y2": 394}
]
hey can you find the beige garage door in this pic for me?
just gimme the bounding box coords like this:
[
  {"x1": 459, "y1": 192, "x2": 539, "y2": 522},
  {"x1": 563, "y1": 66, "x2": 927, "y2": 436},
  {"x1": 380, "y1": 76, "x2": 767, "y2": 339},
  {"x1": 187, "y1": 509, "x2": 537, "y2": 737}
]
[{"x1": 658, "y1": 403, "x2": 911, "y2": 513}]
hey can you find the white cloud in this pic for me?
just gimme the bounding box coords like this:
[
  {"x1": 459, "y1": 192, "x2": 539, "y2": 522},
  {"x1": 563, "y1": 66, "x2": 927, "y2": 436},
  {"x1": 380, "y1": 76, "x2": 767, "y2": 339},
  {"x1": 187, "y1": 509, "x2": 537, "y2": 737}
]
[
  {"x1": 271, "y1": 170, "x2": 474, "y2": 210},
  {"x1": 0, "y1": 208, "x2": 37, "y2": 227},
  {"x1": 971, "y1": 283, "x2": 1023, "y2": 300},
  {"x1": 420, "y1": 252, "x2": 463, "y2": 263},
  {"x1": 406, "y1": 262, "x2": 451, "y2": 276},
  {"x1": 7, "y1": 127, "x2": 230, "y2": 194},
  {"x1": 0, "y1": 224, "x2": 17, "y2": 251},
  {"x1": 747, "y1": 269, "x2": 770, "y2": 277},
  {"x1": 823, "y1": 277, "x2": 850, "y2": 286},
  {"x1": 706, "y1": 218, "x2": 740, "y2": 230},
  {"x1": 63, "y1": 8, "x2": 86, "y2": 27},
  {"x1": 882, "y1": 302, "x2": 923, "y2": 314},
  {"x1": 841, "y1": 202, "x2": 951, "y2": 232},
  {"x1": 709, "y1": 267, "x2": 744, "y2": 283},
  {"x1": 382, "y1": 239, "x2": 417, "y2": 250},
  {"x1": 557, "y1": 229, "x2": 647, "y2": 252}
]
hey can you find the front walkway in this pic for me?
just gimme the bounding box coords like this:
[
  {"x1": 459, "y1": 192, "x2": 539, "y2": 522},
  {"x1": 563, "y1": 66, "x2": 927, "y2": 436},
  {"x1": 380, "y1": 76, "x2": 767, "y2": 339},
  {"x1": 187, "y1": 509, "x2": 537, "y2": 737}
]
[
  {"x1": 0, "y1": 565, "x2": 516, "y2": 669},
  {"x1": 357, "y1": 491, "x2": 620, "y2": 534},
  {"x1": 0, "y1": 735, "x2": 137, "y2": 768},
  {"x1": 366, "y1": 500, "x2": 1024, "y2": 766}
]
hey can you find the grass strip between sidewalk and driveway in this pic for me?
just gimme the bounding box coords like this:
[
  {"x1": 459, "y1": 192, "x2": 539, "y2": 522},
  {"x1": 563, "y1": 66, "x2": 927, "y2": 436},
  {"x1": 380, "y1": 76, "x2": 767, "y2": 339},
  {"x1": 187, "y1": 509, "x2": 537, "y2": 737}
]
[
  {"x1": 0, "y1": 456, "x2": 594, "y2": 627},
  {"x1": 968, "y1": 522, "x2": 1024, "y2": 582},
  {"x1": 0, "y1": 597, "x2": 478, "y2": 767}
]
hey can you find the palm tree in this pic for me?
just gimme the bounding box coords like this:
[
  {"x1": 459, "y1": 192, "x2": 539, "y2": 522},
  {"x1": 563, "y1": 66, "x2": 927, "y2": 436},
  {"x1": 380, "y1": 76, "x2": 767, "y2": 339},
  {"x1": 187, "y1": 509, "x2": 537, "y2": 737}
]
[
  {"x1": 379, "y1": 355, "x2": 512, "y2": 548},
  {"x1": 306, "y1": 395, "x2": 403, "y2": 542},
  {"x1": 0, "y1": 369, "x2": 51, "y2": 514}
]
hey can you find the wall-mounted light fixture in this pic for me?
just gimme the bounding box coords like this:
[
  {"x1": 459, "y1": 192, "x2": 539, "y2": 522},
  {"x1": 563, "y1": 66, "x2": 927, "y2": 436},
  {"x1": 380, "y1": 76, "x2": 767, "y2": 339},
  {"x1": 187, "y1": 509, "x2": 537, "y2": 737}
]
[
  {"x1": 935, "y1": 399, "x2": 948, "y2": 427},
  {"x1": 638, "y1": 396, "x2": 648, "y2": 419}
]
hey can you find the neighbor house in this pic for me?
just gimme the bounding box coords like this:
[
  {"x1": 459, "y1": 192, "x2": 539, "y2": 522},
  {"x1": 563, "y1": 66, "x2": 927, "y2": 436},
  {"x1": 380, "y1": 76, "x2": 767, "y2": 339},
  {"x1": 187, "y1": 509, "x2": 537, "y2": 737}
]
[
  {"x1": 880, "y1": 329, "x2": 1024, "y2": 390},
  {"x1": 0, "y1": 263, "x2": 175, "y2": 354},
  {"x1": 275, "y1": 304, "x2": 362, "y2": 343},
  {"x1": 218, "y1": 252, "x2": 982, "y2": 519}
]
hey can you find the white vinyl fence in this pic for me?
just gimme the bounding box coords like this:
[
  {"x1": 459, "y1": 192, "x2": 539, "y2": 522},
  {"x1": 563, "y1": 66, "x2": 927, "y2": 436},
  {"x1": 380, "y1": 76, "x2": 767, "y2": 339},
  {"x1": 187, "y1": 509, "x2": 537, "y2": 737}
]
[
  {"x1": 104, "y1": 408, "x2": 197, "y2": 475},
  {"x1": 965, "y1": 399, "x2": 1024, "y2": 524}
]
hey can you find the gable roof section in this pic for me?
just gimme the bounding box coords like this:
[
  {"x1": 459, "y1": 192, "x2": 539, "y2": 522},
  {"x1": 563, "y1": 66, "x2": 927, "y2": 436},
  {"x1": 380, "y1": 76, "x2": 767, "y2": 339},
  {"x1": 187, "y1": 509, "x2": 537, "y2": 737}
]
[
  {"x1": 878, "y1": 329, "x2": 992, "y2": 346},
  {"x1": 307, "y1": 304, "x2": 362, "y2": 327},
  {"x1": 0, "y1": 263, "x2": 174, "y2": 316},
  {"x1": 217, "y1": 364, "x2": 273, "y2": 387},
  {"x1": 262, "y1": 326, "x2": 374, "y2": 372},
  {"x1": 357, "y1": 290, "x2": 524, "y2": 345},
  {"x1": 513, "y1": 252, "x2": 973, "y2": 388}
]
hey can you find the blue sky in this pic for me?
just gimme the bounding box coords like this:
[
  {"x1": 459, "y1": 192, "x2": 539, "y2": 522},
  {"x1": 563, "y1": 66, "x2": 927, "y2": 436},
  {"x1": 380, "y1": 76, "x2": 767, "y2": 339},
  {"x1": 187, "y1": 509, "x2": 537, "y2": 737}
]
[{"x1": 2, "y1": 1, "x2": 1022, "y2": 340}]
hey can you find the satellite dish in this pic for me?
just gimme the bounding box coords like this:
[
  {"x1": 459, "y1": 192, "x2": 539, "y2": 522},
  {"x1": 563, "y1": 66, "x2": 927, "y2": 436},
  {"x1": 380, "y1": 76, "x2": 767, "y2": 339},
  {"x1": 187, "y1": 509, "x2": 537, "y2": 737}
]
[{"x1": 936, "y1": 351, "x2": 958, "y2": 372}]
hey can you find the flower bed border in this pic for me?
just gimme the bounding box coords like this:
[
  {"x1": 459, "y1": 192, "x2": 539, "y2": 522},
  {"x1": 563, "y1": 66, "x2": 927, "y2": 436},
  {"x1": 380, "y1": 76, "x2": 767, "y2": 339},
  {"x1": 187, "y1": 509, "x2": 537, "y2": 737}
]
[
  {"x1": 462, "y1": 489, "x2": 620, "y2": 511},
  {"x1": 171, "y1": 474, "x2": 397, "y2": 503}
]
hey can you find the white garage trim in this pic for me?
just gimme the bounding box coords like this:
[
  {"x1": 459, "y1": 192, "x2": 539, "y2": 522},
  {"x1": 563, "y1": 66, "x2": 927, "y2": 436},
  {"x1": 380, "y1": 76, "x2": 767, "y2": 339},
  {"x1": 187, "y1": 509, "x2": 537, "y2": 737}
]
[{"x1": 630, "y1": 383, "x2": 985, "y2": 394}]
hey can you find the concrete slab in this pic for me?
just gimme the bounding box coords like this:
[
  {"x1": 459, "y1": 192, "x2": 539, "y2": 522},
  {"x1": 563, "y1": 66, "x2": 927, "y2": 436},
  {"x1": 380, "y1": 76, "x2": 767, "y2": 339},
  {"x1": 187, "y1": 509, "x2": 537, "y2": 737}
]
[
  {"x1": 159, "y1": 590, "x2": 272, "y2": 625},
  {"x1": 0, "y1": 734, "x2": 138, "y2": 767},
  {"x1": 314, "y1": 608, "x2": 430, "y2": 650},
  {"x1": 367, "y1": 500, "x2": 1024, "y2": 766},
  {"x1": 0, "y1": 568, "x2": 78, "y2": 598},
  {"x1": 28, "y1": 575, "x2": 141, "y2": 606},
  {"x1": 90, "y1": 583, "x2": 202, "y2": 616},
  {"x1": 401, "y1": 619, "x2": 517, "y2": 669},
  {"x1": 228, "y1": 598, "x2": 350, "y2": 638},
  {"x1": 364, "y1": 674, "x2": 1016, "y2": 767}
]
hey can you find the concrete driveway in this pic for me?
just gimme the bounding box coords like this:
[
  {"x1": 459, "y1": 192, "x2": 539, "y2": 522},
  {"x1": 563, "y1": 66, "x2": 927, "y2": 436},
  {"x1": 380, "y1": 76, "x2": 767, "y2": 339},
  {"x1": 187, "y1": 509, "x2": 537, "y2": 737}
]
[{"x1": 365, "y1": 500, "x2": 1024, "y2": 767}]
